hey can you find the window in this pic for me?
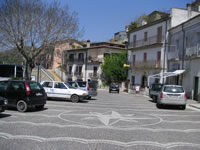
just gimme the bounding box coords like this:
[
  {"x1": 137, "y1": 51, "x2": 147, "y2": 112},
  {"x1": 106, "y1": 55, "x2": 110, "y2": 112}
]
[
  {"x1": 69, "y1": 54, "x2": 74, "y2": 61},
  {"x1": 176, "y1": 40, "x2": 179, "y2": 50},
  {"x1": 131, "y1": 76, "x2": 135, "y2": 85},
  {"x1": 93, "y1": 66, "x2": 98, "y2": 76},
  {"x1": 144, "y1": 53, "x2": 147, "y2": 62},
  {"x1": 186, "y1": 37, "x2": 189, "y2": 48},
  {"x1": 69, "y1": 66, "x2": 72, "y2": 74},
  {"x1": 78, "y1": 66, "x2": 82, "y2": 75},
  {"x1": 157, "y1": 51, "x2": 161, "y2": 67},
  {"x1": 157, "y1": 26, "x2": 162, "y2": 43},
  {"x1": 42, "y1": 82, "x2": 53, "y2": 88},
  {"x1": 78, "y1": 53, "x2": 84, "y2": 60},
  {"x1": 144, "y1": 32, "x2": 148, "y2": 42},
  {"x1": 54, "y1": 83, "x2": 67, "y2": 89},
  {"x1": 133, "y1": 55, "x2": 136, "y2": 66},
  {"x1": 133, "y1": 35, "x2": 137, "y2": 48}
]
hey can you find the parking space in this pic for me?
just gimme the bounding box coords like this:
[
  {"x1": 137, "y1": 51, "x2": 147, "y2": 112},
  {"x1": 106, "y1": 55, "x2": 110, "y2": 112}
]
[{"x1": 0, "y1": 90, "x2": 200, "y2": 150}]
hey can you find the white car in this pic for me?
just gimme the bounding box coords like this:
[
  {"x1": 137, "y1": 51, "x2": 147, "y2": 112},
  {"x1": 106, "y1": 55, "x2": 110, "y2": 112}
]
[{"x1": 40, "y1": 81, "x2": 88, "y2": 103}]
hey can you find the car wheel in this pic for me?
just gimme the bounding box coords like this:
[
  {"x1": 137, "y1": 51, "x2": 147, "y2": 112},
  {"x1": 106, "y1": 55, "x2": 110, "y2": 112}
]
[
  {"x1": 17, "y1": 100, "x2": 28, "y2": 112},
  {"x1": 87, "y1": 96, "x2": 91, "y2": 100},
  {"x1": 181, "y1": 105, "x2": 186, "y2": 110},
  {"x1": 71, "y1": 95, "x2": 79, "y2": 103},
  {"x1": 35, "y1": 105, "x2": 44, "y2": 110},
  {"x1": 153, "y1": 96, "x2": 157, "y2": 102},
  {"x1": 156, "y1": 103, "x2": 162, "y2": 109},
  {"x1": 109, "y1": 90, "x2": 111, "y2": 93},
  {"x1": 118, "y1": 90, "x2": 119, "y2": 93}
]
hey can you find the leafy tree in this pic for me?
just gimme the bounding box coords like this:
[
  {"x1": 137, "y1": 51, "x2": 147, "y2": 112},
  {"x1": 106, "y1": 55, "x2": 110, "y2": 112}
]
[
  {"x1": 0, "y1": 49, "x2": 23, "y2": 64},
  {"x1": 101, "y1": 52, "x2": 128, "y2": 84},
  {"x1": 0, "y1": 0, "x2": 81, "y2": 80}
]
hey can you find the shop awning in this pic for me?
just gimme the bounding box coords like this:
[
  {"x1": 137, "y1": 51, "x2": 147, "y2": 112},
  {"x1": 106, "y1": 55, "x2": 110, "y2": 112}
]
[{"x1": 148, "y1": 70, "x2": 185, "y2": 85}]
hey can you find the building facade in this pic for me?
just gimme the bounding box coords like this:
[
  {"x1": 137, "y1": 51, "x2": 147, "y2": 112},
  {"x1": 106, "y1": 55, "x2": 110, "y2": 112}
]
[
  {"x1": 64, "y1": 42, "x2": 126, "y2": 86},
  {"x1": 128, "y1": 12, "x2": 169, "y2": 89},
  {"x1": 128, "y1": 3, "x2": 200, "y2": 89},
  {"x1": 168, "y1": 14, "x2": 200, "y2": 101}
]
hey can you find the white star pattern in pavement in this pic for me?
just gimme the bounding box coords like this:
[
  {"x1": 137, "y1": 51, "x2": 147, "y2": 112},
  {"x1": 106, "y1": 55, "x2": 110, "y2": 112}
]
[{"x1": 81, "y1": 111, "x2": 155, "y2": 126}]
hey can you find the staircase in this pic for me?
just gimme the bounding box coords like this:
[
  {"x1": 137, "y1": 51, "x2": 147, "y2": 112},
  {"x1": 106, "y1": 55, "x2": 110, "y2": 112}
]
[{"x1": 48, "y1": 69, "x2": 62, "y2": 81}]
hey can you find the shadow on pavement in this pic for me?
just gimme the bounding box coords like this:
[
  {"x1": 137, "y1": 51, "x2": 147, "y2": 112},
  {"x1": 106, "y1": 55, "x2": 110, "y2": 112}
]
[{"x1": 0, "y1": 113, "x2": 11, "y2": 118}]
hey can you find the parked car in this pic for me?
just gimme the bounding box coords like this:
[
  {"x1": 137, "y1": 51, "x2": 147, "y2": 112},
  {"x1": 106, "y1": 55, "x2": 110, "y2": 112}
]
[
  {"x1": 0, "y1": 96, "x2": 8, "y2": 112},
  {"x1": 0, "y1": 80, "x2": 47, "y2": 112},
  {"x1": 157, "y1": 85, "x2": 187, "y2": 110},
  {"x1": 40, "y1": 81, "x2": 88, "y2": 103},
  {"x1": 109, "y1": 83, "x2": 119, "y2": 93},
  {"x1": 149, "y1": 83, "x2": 163, "y2": 102},
  {"x1": 67, "y1": 81, "x2": 97, "y2": 99}
]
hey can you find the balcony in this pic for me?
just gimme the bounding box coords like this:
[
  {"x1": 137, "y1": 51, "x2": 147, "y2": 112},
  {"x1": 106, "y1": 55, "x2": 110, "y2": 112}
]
[
  {"x1": 168, "y1": 50, "x2": 180, "y2": 60},
  {"x1": 89, "y1": 73, "x2": 99, "y2": 79},
  {"x1": 131, "y1": 60, "x2": 162, "y2": 71},
  {"x1": 129, "y1": 35, "x2": 164, "y2": 49},
  {"x1": 66, "y1": 58, "x2": 86, "y2": 65},
  {"x1": 185, "y1": 44, "x2": 200, "y2": 59}
]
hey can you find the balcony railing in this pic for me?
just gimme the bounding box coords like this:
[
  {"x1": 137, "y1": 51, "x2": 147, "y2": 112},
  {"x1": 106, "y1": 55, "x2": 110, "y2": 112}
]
[
  {"x1": 89, "y1": 73, "x2": 99, "y2": 79},
  {"x1": 66, "y1": 58, "x2": 86, "y2": 64},
  {"x1": 129, "y1": 35, "x2": 164, "y2": 49},
  {"x1": 185, "y1": 44, "x2": 200, "y2": 58},
  {"x1": 130, "y1": 60, "x2": 162, "y2": 70},
  {"x1": 168, "y1": 48, "x2": 180, "y2": 60}
]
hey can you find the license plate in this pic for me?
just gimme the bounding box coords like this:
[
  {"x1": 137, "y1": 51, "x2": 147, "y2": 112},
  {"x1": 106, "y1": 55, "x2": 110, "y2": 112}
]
[{"x1": 36, "y1": 93, "x2": 43, "y2": 96}]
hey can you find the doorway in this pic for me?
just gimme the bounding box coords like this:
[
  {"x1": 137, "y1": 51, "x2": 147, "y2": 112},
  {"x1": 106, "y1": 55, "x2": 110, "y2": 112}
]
[{"x1": 194, "y1": 77, "x2": 199, "y2": 101}]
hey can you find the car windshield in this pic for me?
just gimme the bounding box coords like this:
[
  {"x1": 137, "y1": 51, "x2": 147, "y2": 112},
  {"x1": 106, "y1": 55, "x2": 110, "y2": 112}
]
[
  {"x1": 163, "y1": 86, "x2": 184, "y2": 93},
  {"x1": 152, "y1": 84, "x2": 162, "y2": 91},
  {"x1": 64, "y1": 82, "x2": 75, "y2": 89},
  {"x1": 77, "y1": 82, "x2": 87, "y2": 87}
]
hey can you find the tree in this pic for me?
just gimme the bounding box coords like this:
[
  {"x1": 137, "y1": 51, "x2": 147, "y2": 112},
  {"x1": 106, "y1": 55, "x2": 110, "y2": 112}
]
[
  {"x1": 101, "y1": 52, "x2": 128, "y2": 84},
  {"x1": 0, "y1": 49, "x2": 24, "y2": 64},
  {"x1": 0, "y1": 0, "x2": 81, "y2": 80}
]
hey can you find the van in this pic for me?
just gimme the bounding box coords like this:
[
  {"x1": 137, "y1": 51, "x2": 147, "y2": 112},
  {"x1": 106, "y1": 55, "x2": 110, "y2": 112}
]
[{"x1": 0, "y1": 80, "x2": 47, "y2": 112}]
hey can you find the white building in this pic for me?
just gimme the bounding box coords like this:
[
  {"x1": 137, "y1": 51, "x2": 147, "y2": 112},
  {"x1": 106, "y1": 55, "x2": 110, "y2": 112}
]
[
  {"x1": 128, "y1": 5, "x2": 200, "y2": 90},
  {"x1": 168, "y1": 14, "x2": 200, "y2": 101},
  {"x1": 64, "y1": 41, "x2": 126, "y2": 87}
]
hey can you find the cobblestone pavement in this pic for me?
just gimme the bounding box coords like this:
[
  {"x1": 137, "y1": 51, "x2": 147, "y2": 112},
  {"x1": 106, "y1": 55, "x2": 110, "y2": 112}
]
[{"x1": 0, "y1": 90, "x2": 200, "y2": 150}]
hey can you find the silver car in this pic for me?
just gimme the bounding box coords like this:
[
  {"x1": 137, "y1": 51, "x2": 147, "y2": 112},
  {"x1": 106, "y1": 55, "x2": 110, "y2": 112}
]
[
  {"x1": 157, "y1": 85, "x2": 187, "y2": 110},
  {"x1": 67, "y1": 81, "x2": 97, "y2": 99}
]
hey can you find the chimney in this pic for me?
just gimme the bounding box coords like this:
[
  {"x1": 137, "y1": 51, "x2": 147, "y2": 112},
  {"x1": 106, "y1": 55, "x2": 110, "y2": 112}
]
[
  {"x1": 86, "y1": 40, "x2": 90, "y2": 48},
  {"x1": 187, "y1": 4, "x2": 192, "y2": 18}
]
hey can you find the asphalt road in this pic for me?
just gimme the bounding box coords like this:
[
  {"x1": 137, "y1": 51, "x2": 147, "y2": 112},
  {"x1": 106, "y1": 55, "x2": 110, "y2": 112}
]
[{"x1": 0, "y1": 90, "x2": 200, "y2": 150}]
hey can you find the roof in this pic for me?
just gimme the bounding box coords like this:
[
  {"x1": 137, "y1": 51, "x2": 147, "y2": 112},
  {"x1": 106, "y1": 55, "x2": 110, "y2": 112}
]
[
  {"x1": 65, "y1": 42, "x2": 127, "y2": 52},
  {"x1": 169, "y1": 14, "x2": 200, "y2": 31},
  {"x1": 128, "y1": 15, "x2": 170, "y2": 33}
]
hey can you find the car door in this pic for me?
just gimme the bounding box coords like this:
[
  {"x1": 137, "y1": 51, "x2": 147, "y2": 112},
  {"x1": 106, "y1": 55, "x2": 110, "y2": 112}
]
[
  {"x1": 0, "y1": 81, "x2": 8, "y2": 98},
  {"x1": 41, "y1": 81, "x2": 53, "y2": 97},
  {"x1": 6, "y1": 81, "x2": 25, "y2": 106},
  {"x1": 52, "y1": 82, "x2": 71, "y2": 99}
]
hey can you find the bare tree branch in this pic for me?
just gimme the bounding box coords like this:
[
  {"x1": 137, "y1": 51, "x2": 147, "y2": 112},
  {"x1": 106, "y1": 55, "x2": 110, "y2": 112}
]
[{"x1": 0, "y1": 0, "x2": 82, "y2": 80}]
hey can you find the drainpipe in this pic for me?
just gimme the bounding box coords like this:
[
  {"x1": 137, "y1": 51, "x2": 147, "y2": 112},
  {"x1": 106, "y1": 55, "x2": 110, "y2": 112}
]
[
  {"x1": 85, "y1": 49, "x2": 88, "y2": 81},
  {"x1": 162, "y1": 19, "x2": 168, "y2": 84},
  {"x1": 181, "y1": 24, "x2": 185, "y2": 85}
]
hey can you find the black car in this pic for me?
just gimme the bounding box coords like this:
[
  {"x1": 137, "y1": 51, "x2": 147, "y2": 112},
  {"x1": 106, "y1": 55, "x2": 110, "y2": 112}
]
[
  {"x1": 0, "y1": 80, "x2": 47, "y2": 112},
  {"x1": 109, "y1": 83, "x2": 120, "y2": 93},
  {"x1": 0, "y1": 96, "x2": 8, "y2": 112}
]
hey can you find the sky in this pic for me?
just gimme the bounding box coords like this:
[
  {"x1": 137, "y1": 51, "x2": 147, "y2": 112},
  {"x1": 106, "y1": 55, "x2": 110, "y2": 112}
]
[{"x1": 58, "y1": 0, "x2": 193, "y2": 42}]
